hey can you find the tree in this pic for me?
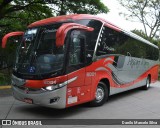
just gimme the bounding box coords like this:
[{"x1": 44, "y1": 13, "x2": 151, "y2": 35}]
[
  {"x1": 0, "y1": 0, "x2": 109, "y2": 46},
  {"x1": 132, "y1": 29, "x2": 148, "y2": 39},
  {"x1": 49, "y1": 0, "x2": 109, "y2": 15},
  {"x1": 0, "y1": 0, "x2": 53, "y2": 30},
  {"x1": 0, "y1": 0, "x2": 109, "y2": 47},
  {"x1": 0, "y1": 0, "x2": 109, "y2": 36},
  {"x1": 118, "y1": 0, "x2": 160, "y2": 39},
  {"x1": 132, "y1": 29, "x2": 160, "y2": 48}
]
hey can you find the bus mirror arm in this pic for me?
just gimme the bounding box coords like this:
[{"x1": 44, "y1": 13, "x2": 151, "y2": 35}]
[
  {"x1": 2, "y1": 31, "x2": 24, "y2": 48},
  {"x1": 56, "y1": 23, "x2": 94, "y2": 47}
]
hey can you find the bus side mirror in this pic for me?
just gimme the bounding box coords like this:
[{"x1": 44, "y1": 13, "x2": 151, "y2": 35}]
[
  {"x1": 2, "y1": 31, "x2": 24, "y2": 48},
  {"x1": 56, "y1": 23, "x2": 94, "y2": 47}
]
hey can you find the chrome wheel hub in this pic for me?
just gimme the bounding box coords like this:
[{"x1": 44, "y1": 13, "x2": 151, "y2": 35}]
[{"x1": 96, "y1": 87, "x2": 104, "y2": 102}]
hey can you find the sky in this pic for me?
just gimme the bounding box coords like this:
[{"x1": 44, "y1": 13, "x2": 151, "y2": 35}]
[{"x1": 97, "y1": 0, "x2": 144, "y2": 32}]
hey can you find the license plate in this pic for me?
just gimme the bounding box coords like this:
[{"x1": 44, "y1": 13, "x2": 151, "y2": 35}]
[{"x1": 24, "y1": 98, "x2": 33, "y2": 104}]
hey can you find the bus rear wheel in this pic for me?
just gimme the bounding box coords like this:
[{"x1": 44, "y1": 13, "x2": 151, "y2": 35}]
[
  {"x1": 142, "y1": 77, "x2": 150, "y2": 90},
  {"x1": 89, "y1": 82, "x2": 108, "y2": 107}
]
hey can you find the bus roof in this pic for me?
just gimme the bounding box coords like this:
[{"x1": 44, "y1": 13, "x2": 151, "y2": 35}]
[
  {"x1": 28, "y1": 14, "x2": 121, "y2": 31},
  {"x1": 28, "y1": 14, "x2": 159, "y2": 49}
]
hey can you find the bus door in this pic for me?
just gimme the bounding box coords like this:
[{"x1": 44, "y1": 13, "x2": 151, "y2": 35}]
[{"x1": 66, "y1": 30, "x2": 90, "y2": 105}]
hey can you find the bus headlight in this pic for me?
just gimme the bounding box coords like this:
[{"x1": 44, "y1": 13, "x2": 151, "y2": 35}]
[
  {"x1": 43, "y1": 76, "x2": 77, "y2": 91},
  {"x1": 44, "y1": 81, "x2": 68, "y2": 91},
  {"x1": 45, "y1": 85, "x2": 57, "y2": 91}
]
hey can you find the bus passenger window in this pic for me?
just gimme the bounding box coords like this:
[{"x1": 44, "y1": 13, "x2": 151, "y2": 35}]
[{"x1": 96, "y1": 26, "x2": 121, "y2": 56}]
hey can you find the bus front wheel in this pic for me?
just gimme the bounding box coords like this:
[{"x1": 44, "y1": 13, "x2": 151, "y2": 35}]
[{"x1": 89, "y1": 82, "x2": 109, "y2": 107}]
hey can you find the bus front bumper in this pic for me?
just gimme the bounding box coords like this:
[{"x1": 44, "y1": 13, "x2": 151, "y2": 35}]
[{"x1": 12, "y1": 85, "x2": 67, "y2": 109}]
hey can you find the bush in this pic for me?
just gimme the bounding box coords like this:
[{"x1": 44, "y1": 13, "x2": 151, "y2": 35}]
[
  {"x1": 0, "y1": 73, "x2": 5, "y2": 85},
  {"x1": 0, "y1": 71, "x2": 11, "y2": 85}
]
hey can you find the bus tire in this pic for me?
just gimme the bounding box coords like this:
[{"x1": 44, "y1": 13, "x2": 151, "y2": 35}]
[
  {"x1": 142, "y1": 77, "x2": 150, "y2": 90},
  {"x1": 89, "y1": 82, "x2": 108, "y2": 107}
]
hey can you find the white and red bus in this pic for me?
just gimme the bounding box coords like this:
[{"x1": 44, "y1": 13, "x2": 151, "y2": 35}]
[{"x1": 2, "y1": 14, "x2": 159, "y2": 108}]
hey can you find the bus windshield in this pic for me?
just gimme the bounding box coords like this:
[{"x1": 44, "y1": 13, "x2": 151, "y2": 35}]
[
  {"x1": 13, "y1": 19, "x2": 102, "y2": 79},
  {"x1": 14, "y1": 23, "x2": 65, "y2": 78}
]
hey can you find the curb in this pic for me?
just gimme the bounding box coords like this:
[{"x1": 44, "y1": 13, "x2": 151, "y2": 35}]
[{"x1": 0, "y1": 86, "x2": 11, "y2": 90}]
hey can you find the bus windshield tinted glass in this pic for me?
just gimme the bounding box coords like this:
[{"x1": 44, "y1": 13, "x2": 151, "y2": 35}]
[
  {"x1": 16, "y1": 28, "x2": 38, "y2": 64},
  {"x1": 14, "y1": 23, "x2": 65, "y2": 77}
]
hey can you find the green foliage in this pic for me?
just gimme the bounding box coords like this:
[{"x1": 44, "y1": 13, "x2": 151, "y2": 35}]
[
  {"x1": 0, "y1": 72, "x2": 11, "y2": 85},
  {"x1": 132, "y1": 29, "x2": 148, "y2": 39},
  {"x1": 52, "y1": 0, "x2": 109, "y2": 15},
  {"x1": 0, "y1": 0, "x2": 53, "y2": 32},
  {"x1": 132, "y1": 29, "x2": 160, "y2": 49},
  {"x1": 0, "y1": 0, "x2": 108, "y2": 35},
  {"x1": 0, "y1": 0, "x2": 108, "y2": 30}
]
